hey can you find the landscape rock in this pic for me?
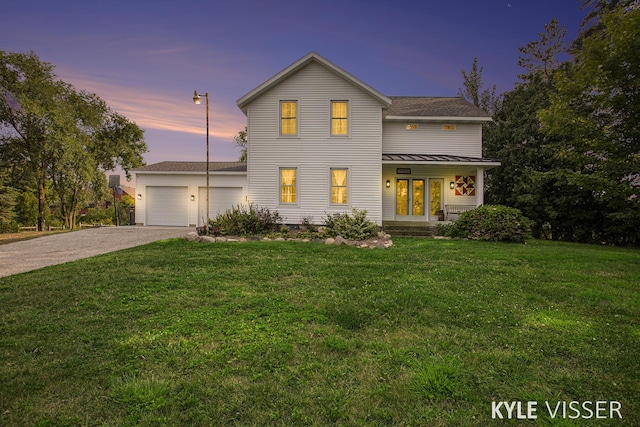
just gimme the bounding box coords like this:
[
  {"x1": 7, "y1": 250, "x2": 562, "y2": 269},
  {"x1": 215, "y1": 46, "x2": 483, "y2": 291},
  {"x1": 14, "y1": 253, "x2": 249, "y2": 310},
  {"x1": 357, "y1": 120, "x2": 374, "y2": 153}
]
[
  {"x1": 185, "y1": 230, "x2": 394, "y2": 249},
  {"x1": 184, "y1": 232, "x2": 199, "y2": 242}
]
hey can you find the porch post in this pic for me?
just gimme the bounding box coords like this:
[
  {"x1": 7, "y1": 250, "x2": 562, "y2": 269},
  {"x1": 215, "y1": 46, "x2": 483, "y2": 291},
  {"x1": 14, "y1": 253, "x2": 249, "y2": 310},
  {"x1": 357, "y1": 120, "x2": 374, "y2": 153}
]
[{"x1": 476, "y1": 167, "x2": 484, "y2": 206}]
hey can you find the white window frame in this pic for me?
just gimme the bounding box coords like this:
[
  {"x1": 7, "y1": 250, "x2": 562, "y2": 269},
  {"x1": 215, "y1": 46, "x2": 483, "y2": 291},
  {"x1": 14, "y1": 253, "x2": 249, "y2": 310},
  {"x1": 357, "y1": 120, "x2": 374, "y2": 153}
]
[
  {"x1": 280, "y1": 100, "x2": 299, "y2": 137},
  {"x1": 330, "y1": 100, "x2": 350, "y2": 137},
  {"x1": 329, "y1": 167, "x2": 349, "y2": 206},
  {"x1": 279, "y1": 167, "x2": 299, "y2": 205}
]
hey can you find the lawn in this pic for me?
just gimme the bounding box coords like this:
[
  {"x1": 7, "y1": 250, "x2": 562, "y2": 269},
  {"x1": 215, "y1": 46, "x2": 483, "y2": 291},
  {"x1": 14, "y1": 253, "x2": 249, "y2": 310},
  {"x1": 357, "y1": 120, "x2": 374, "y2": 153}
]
[{"x1": 1, "y1": 238, "x2": 638, "y2": 426}]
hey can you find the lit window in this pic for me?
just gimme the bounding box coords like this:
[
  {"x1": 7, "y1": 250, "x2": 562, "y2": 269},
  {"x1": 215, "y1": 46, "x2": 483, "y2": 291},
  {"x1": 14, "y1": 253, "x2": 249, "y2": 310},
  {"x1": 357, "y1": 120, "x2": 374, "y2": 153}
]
[
  {"x1": 406, "y1": 124, "x2": 418, "y2": 130},
  {"x1": 331, "y1": 168, "x2": 348, "y2": 204},
  {"x1": 280, "y1": 168, "x2": 297, "y2": 203},
  {"x1": 281, "y1": 101, "x2": 297, "y2": 135},
  {"x1": 331, "y1": 101, "x2": 348, "y2": 135}
]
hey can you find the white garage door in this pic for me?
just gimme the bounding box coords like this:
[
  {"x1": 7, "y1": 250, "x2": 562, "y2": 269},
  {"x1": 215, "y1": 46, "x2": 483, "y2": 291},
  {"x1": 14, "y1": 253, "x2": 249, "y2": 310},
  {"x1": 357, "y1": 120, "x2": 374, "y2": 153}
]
[
  {"x1": 198, "y1": 187, "x2": 244, "y2": 226},
  {"x1": 146, "y1": 186, "x2": 189, "y2": 226}
]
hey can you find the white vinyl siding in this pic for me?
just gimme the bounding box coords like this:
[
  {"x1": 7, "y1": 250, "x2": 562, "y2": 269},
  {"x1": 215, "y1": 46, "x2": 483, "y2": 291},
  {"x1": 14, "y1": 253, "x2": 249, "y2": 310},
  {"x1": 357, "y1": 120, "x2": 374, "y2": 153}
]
[
  {"x1": 244, "y1": 61, "x2": 384, "y2": 224},
  {"x1": 382, "y1": 121, "x2": 483, "y2": 157}
]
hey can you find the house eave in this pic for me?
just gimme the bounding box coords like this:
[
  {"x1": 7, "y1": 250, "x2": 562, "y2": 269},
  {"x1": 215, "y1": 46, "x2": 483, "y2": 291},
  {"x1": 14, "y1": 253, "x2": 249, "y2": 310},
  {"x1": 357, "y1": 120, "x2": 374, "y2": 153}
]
[
  {"x1": 133, "y1": 171, "x2": 247, "y2": 176},
  {"x1": 382, "y1": 160, "x2": 501, "y2": 167}
]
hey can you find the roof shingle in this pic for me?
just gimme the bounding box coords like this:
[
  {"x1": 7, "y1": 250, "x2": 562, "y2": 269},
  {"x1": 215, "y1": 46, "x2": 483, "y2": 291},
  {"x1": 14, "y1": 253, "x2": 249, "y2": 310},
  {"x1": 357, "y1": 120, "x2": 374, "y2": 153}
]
[
  {"x1": 386, "y1": 96, "x2": 491, "y2": 118},
  {"x1": 133, "y1": 161, "x2": 247, "y2": 173}
]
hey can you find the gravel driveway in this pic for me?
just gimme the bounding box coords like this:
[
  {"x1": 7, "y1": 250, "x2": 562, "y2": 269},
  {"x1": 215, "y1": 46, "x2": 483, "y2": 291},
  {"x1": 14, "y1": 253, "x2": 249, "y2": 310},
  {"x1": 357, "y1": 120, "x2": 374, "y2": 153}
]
[{"x1": 0, "y1": 226, "x2": 190, "y2": 278}]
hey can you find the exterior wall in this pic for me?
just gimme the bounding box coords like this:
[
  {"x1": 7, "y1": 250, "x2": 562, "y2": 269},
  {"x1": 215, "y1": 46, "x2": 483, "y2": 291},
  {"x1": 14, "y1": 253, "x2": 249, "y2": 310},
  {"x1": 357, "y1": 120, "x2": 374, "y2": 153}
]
[
  {"x1": 135, "y1": 173, "x2": 246, "y2": 226},
  {"x1": 382, "y1": 121, "x2": 483, "y2": 157},
  {"x1": 245, "y1": 61, "x2": 385, "y2": 225},
  {"x1": 382, "y1": 164, "x2": 483, "y2": 221}
]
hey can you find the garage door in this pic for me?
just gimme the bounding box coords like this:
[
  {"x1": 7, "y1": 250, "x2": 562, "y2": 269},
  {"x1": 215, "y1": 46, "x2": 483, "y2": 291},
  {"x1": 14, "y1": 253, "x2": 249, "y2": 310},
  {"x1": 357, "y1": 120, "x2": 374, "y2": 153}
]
[
  {"x1": 146, "y1": 186, "x2": 189, "y2": 226},
  {"x1": 198, "y1": 187, "x2": 244, "y2": 226}
]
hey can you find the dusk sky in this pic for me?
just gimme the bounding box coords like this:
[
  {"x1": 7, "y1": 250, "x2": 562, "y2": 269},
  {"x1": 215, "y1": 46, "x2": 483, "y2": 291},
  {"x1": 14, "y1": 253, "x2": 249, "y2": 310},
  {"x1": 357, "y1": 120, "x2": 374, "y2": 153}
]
[{"x1": 3, "y1": 0, "x2": 586, "y2": 182}]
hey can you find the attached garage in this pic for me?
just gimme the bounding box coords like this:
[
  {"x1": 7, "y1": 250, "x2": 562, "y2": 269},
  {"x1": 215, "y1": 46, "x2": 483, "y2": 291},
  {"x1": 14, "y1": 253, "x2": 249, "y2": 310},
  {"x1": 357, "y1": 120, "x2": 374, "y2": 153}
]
[
  {"x1": 198, "y1": 187, "x2": 244, "y2": 226},
  {"x1": 146, "y1": 186, "x2": 189, "y2": 226},
  {"x1": 132, "y1": 161, "x2": 247, "y2": 227}
]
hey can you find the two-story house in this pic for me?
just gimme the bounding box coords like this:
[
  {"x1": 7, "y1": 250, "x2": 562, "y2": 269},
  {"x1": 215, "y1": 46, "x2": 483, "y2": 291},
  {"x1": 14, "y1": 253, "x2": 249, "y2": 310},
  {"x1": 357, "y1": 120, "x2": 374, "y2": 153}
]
[{"x1": 133, "y1": 52, "x2": 499, "y2": 227}]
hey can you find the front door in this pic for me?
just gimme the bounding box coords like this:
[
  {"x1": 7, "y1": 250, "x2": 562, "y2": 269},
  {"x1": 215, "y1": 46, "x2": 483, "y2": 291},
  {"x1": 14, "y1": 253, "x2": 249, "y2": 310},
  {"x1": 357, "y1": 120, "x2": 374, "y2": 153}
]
[{"x1": 396, "y1": 179, "x2": 426, "y2": 218}]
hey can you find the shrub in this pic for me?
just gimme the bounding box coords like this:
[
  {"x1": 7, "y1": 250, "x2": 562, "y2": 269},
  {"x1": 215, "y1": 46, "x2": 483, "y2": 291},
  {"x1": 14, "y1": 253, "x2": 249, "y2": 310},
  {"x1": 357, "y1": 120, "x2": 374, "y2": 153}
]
[
  {"x1": 323, "y1": 208, "x2": 378, "y2": 240},
  {"x1": 0, "y1": 220, "x2": 19, "y2": 233},
  {"x1": 208, "y1": 203, "x2": 282, "y2": 236},
  {"x1": 440, "y1": 205, "x2": 533, "y2": 243}
]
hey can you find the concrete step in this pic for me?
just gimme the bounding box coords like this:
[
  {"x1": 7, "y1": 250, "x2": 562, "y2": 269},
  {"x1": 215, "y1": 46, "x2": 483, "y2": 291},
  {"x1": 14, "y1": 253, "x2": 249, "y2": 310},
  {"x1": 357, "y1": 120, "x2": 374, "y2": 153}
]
[{"x1": 384, "y1": 225, "x2": 441, "y2": 237}]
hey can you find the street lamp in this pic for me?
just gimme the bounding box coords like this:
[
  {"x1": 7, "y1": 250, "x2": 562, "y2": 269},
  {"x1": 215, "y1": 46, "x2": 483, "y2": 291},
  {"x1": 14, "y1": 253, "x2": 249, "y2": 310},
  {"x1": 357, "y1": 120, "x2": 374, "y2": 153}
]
[{"x1": 193, "y1": 90, "x2": 210, "y2": 231}]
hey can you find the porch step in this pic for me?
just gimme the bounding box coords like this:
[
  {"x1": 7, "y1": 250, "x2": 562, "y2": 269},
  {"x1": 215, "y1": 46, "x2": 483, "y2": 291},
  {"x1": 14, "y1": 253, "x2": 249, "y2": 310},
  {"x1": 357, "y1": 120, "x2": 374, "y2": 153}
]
[{"x1": 383, "y1": 224, "x2": 442, "y2": 237}]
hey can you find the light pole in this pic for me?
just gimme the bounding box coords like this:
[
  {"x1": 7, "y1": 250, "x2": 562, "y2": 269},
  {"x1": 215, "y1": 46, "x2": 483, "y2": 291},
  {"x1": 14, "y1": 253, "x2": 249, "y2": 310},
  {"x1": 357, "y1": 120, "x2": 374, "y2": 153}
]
[{"x1": 193, "y1": 90, "x2": 209, "y2": 231}]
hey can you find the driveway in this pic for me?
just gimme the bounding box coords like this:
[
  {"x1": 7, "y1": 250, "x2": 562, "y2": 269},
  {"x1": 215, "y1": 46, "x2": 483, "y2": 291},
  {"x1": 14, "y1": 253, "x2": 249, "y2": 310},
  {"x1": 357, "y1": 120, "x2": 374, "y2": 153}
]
[{"x1": 0, "y1": 226, "x2": 190, "y2": 278}]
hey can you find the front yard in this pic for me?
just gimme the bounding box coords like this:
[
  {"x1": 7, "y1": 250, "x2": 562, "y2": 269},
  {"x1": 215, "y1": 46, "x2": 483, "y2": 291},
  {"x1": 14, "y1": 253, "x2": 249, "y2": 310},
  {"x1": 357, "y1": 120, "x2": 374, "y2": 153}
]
[{"x1": 1, "y1": 238, "x2": 638, "y2": 426}]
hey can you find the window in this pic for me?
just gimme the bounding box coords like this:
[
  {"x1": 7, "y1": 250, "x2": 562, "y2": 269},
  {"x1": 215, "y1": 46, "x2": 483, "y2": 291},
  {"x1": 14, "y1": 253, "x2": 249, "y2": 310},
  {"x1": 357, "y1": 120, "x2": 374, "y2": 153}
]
[
  {"x1": 331, "y1": 168, "x2": 348, "y2": 204},
  {"x1": 280, "y1": 101, "x2": 297, "y2": 135},
  {"x1": 331, "y1": 101, "x2": 348, "y2": 135},
  {"x1": 280, "y1": 168, "x2": 297, "y2": 203}
]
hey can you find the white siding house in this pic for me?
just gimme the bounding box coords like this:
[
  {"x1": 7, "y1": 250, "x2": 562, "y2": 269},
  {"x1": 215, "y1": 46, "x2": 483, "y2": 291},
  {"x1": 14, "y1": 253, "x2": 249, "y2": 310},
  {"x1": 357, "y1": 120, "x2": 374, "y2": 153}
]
[
  {"x1": 236, "y1": 54, "x2": 391, "y2": 225},
  {"x1": 133, "y1": 52, "x2": 499, "y2": 227}
]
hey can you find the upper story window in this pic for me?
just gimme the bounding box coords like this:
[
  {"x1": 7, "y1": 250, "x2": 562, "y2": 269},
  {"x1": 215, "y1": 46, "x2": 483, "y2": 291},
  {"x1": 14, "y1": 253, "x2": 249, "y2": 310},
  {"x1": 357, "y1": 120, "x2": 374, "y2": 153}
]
[
  {"x1": 280, "y1": 167, "x2": 297, "y2": 203},
  {"x1": 331, "y1": 101, "x2": 348, "y2": 136},
  {"x1": 280, "y1": 101, "x2": 297, "y2": 136}
]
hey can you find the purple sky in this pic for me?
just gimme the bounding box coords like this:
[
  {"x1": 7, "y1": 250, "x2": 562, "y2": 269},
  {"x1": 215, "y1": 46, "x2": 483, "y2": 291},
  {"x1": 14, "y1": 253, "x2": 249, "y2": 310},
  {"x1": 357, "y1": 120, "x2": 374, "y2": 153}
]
[{"x1": 3, "y1": 0, "x2": 585, "y2": 179}]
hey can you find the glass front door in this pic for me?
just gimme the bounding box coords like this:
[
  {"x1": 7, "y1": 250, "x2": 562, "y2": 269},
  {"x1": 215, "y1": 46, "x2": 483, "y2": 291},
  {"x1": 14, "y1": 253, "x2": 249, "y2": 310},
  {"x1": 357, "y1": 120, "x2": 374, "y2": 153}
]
[
  {"x1": 429, "y1": 178, "x2": 444, "y2": 221},
  {"x1": 396, "y1": 179, "x2": 425, "y2": 217}
]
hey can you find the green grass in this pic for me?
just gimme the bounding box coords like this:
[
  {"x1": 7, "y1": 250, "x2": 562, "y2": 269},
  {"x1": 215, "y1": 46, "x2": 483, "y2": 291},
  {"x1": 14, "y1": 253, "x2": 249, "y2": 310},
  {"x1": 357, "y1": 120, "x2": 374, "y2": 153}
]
[{"x1": 1, "y1": 238, "x2": 639, "y2": 426}]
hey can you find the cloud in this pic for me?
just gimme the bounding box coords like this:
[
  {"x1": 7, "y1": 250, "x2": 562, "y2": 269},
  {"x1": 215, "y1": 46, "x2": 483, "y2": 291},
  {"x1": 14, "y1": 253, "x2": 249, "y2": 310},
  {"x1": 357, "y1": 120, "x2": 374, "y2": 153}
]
[{"x1": 57, "y1": 68, "x2": 246, "y2": 139}]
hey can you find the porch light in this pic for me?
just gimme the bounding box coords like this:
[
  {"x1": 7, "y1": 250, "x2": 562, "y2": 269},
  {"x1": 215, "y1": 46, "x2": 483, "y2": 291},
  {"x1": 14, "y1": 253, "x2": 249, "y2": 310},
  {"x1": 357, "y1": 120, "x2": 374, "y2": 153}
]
[
  {"x1": 386, "y1": 180, "x2": 390, "y2": 188},
  {"x1": 190, "y1": 195, "x2": 195, "y2": 201},
  {"x1": 137, "y1": 194, "x2": 142, "y2": 200},
  {"x1": 450, "y1": 182, "x2": 455, "y2": 189}
]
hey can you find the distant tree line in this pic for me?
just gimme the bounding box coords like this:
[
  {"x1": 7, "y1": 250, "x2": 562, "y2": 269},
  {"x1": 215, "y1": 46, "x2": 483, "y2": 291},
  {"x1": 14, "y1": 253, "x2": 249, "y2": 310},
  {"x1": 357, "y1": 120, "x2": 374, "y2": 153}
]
[
  {"x1": 1, "y1": 51, "x2": 147, "y2": 231},
  {"x1": 460, "y1": 0, "x2": 639, "y2": 245}
]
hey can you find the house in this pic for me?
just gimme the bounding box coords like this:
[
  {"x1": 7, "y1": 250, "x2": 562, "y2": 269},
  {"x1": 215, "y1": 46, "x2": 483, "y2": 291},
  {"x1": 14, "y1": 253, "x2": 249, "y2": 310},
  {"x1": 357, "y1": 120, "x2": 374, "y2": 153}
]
[{"x1": 133, "y1": 52, "x2": 499, "y2": 227}]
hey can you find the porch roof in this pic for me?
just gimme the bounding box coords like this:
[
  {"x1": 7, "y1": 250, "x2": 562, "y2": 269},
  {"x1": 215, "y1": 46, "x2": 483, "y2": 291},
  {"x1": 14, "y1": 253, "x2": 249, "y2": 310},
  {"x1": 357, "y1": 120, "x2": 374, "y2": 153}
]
[{"x1": 382, "y1": 154, "x2": 500, "y2": 167}]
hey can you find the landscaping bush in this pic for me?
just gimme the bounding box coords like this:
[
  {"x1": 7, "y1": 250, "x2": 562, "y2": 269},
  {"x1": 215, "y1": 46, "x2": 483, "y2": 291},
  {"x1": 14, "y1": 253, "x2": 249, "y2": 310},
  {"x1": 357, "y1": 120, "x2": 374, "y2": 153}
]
[
  {"x1": 208, "y1": 203, "x2": 282, "y2": 236},
  {"x1": 440, "y1": 205, "x2": 533, "y2": 243},
  {"x1": 323, "y1": 208, "x2": 378, "y2": 240}
]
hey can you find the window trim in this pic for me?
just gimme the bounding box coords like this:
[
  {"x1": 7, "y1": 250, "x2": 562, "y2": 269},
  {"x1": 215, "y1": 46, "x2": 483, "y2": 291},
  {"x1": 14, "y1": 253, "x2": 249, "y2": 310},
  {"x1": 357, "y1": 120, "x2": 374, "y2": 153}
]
[
  {"x1": 279, "y1": 100, "x2": 299, "y2": 137},
  {"x1": 329, "y1": 167, "x2": 349, "y2": 206},
  {"x1": 279, "y1": 167, "x2": 299, "y2": 205},
  {"x1": 330, "y1": 100, "x2": 350, "y2": 137}
]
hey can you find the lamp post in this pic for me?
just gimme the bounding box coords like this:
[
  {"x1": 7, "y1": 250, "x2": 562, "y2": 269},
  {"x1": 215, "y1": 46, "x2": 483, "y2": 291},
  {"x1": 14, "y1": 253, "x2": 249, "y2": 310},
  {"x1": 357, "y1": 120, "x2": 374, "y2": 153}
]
[{"x1": 193, "y1": 90, "x2": 209, "y2": 231}]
